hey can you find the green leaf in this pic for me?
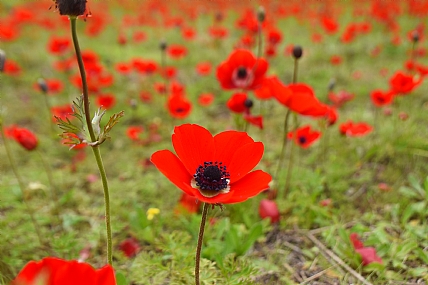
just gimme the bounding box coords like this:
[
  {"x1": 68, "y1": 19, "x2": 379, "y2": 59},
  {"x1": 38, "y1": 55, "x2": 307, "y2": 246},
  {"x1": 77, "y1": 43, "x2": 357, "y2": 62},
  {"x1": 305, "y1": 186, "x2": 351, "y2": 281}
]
[{"x1": 115, "y1": 271, "x2": 128, "y2": 285}]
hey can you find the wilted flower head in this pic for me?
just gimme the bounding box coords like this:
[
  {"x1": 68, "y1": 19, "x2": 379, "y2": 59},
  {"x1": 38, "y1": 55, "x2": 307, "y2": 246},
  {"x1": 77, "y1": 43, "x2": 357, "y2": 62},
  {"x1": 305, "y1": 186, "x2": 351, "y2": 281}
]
[{"x1": 55, "y1": 0, "x2": 87, "y2": 17}]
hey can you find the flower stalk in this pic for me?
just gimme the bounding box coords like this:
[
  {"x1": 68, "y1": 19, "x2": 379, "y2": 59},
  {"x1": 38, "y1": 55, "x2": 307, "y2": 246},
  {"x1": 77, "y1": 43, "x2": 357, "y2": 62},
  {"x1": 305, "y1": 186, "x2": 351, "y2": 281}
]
[
  {"x1": 195, "y1": 203, "x2": 209, "y2": 285},
  {"x1": 70, "y1": 16, "x2": 113, "y2": 265}
]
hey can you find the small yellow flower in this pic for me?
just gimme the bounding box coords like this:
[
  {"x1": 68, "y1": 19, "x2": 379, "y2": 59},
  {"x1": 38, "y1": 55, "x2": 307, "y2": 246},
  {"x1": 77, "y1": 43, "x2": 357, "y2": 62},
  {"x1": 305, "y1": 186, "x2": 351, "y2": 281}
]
[{"x1": 146, "y1": 208, "x2": 160, "y2": 220}]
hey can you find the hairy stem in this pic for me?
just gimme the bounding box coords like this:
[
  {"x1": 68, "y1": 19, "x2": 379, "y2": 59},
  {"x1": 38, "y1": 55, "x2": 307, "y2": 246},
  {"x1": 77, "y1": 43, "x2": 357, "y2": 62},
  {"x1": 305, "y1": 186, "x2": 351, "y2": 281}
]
[
  {"x1": 195, "y1": 203, "x2": 209, "y2": 285},
  {"x1": 70, "y1": 16, "x2": 113, "y2": 265}
]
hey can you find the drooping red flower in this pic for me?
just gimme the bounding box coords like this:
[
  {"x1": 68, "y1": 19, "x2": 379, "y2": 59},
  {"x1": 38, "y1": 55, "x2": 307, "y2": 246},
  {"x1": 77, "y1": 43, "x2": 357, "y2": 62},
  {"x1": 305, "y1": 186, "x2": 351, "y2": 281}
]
[
  {"x1": 216, "y1": 49, "x2": 268, "y2": 90},
  {"x1": 339, "y1": 121, "x2": 373, "y2": 137},
  {"x1": 151, "y1": 124, "x2": 271, "y2": 204},
  {"x1": 176, "y1": 193, "x2": 201, "y2": 214},
  {"x1": 288, "y1": 125, "x2": 321, "y2": 148},
  {"x1": 226, "y1": 93, "x2": 248, "y2": 113},
  {"x1": 350, "y1": 233, "x2": 383, "y2": 266},
  {"x1": 259, "y1": 199, "x2": 280, "y2": 224},
  {"x1": 370, "y1": 90, "x2": 394, "y2": 107},
  {"x1": 167, "y1": 94, "x2": 192, "y2": 119},
  {"x1": 389, "y1": 71, "x2": 421, "y2": 95},
  {"x1": 4, "y1": 126, "x2": 38, "y2": 151},
  {"x1": 12, "y1": 257, "x2": 115, "y2": 285}
]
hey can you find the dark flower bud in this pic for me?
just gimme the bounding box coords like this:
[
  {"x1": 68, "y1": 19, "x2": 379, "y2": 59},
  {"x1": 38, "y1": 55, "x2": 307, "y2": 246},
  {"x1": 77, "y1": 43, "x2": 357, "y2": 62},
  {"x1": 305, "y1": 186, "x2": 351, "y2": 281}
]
[
  {"x1": 215, "y1": 12, "x2": 223, "y2": 23},
  {"x1": 328, "y1": 78, "x2": 336, "y2": 91},
  {"x1": 292, "y1": 45, "x2": 303, "y2": 59},
  {"x1": 244, "y1": 99, "x2": 253, "y2": 108},
  {"x1": 0, "y1": 49, "x2": 5, "y2": 72},
  {"x1": 37, "y1": 78, "x2": 48, "y2": 94},
  {"x1": 257, "y1": 6, "x2": 265, "y2": 23},
  {"x1": 411, "y1": 31, "x2": 420, "y2": 43},
  {"x1": 159, "y1": 40, "x2": 167, "y2": 51},
  {"x1": 55, "y1": 0, "x2": 87, "y2": 17}
]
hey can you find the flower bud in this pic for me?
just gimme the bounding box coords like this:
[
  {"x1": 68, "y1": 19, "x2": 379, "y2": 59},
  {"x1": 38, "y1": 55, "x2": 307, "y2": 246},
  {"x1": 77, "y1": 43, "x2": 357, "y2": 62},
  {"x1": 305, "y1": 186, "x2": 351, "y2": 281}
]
[
  {"x1": 257, "y1": 6, "x2": 265, "y2": 23},
  {"x1": 0, "y1": 49, "x2": 5, "y2": 72},
  {"x1": 328, "y1": 78, "x2": 336, "y2": 91},
  {"x1": 37, "y1": 78, "x2": 48, "y2": 94},
  {"x1": 55, "y1": 0, "x2": 87, "y2": 17},
  {"x1": 159, "y1": 40, "x2": 167, "y2": 51},
  {"x1": 259, "y1": 199, "x2": 280, "y2": 224},
  {"x1": 411, "y1": 31, "x2": 420, "y2": 43},
  {"x1": 292, "y1": 45, "x2": 303, "y2": 59},
  {"x1": 244, "y1": 98, "x2": 253, "y2": 109}
]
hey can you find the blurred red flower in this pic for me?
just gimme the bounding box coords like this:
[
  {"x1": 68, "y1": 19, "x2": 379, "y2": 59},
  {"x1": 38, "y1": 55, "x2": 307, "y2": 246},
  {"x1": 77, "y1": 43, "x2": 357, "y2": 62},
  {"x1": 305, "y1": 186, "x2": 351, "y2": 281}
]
[
  {"x1": 288, "y1": 125, "x2": 321, "y2": 148},
  {"x1": 151, "y1": 124, "x2": 271, "y2": 204},
  {"x1": 328, "y1": 91, "x2": 354, "y2": 108},
  {"x1": 196, "y1": 62, "x2": 212, "y2": 76},
  {"x1": 339, "y1": 121, "x2": 373, "y2": 137},
  {"x1": 47, "y1": 36, "x2": 71, "y2": 55},
  {"x1": 12, "y1": 257, "x2": 115, "y2": 285},
  {"x1": 119, "y1": 237, "x2": 140, "y2": 258},
  {"x1": 96, "y1": 94, "x2": 116, "y2": 109},
  {"x1": 389, "y1": 71, "x2": 421, "y2": 95},
  {"x1": 226, "y1": 93, "x2": 248, "y2": 113},
  {"x1": 198, "y1": 93, "x2": 214, "y2": 106},
  {"x1": 216, "y1": 49, "x2": 268, "y2": 90},
  {"x1": 5, "y1": 126, "x2": 38, "y2": 151},
  {"x1": 370, "y1": 90, "x2": 394, "y2": 107},
  {"x1": 176, "y1": 193, "x2": 201, "y2": 214},
  {"x1": 167, "y1": 44, "x2": 187, "y2": 59},
  {"x1": 350, "y1": 233, "x2": 383, "y2": 266},
  {"x1": 167, "y1": 94, "x2": 192, "y2": 119},
  {"x1": 126, "y1": 126, "x2": 144, "y2": 142},
  {"x1": 3, "y1": 60, "x2": 21, "y2": 76},
  {"x1": 259, "y1": 199, "x2": 280, "y2": 224}
]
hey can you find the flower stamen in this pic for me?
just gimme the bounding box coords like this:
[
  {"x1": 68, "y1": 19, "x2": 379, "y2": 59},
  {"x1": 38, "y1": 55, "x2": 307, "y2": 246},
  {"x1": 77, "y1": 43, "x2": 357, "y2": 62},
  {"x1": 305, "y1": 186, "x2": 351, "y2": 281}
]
[{"x1": 192, "y1": 161, "x2": 230, "y2": 197}]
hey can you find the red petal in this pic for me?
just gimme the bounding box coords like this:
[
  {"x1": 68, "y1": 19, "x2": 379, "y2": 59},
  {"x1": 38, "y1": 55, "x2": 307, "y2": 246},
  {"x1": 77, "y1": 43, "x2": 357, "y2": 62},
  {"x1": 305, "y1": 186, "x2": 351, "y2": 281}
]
[
  {"x1": 227, "y1": 142, "x2": 264, "y2": 183},
  {"x1": 216, "y1": 62, "x2": 234, "y2": 89},
  {"x1": 213, "y1": 130, "x2": 254, "y2": 167},
  {"x1": 226, "y1": 170, "x2": 272, "y2": 203},
  {"x1": 150, "y1": 150, "x2": 195, "y2": 196},
  {"x1": 229, "y1": 49, "x2": 256, "y2": 68},
  {"x1": 172, "y1": 124, "x2": 215, "y2": 176}
]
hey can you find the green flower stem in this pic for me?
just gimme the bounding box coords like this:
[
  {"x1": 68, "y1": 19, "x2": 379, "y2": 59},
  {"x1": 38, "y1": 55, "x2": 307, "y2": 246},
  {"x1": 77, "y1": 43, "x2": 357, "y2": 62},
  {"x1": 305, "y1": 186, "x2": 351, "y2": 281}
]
[
  {"x1": 195, "y1": 203, "x2": 209, "y2": 285},
  {"x1": 283, "y1": 114, "x2": 298, "y2": 198},
  {"x1": 0, "y1": 122, "x2": 45, "y2": 247},
  {"x1": 292, "y1": 58, "x2": 298, "y2": 84},
  {"x1": 274, "y1": 109, "x2": 291, "y2": 186},
  {"x1": 70, "y1": 16, "x2": 113, "y2": 265}
]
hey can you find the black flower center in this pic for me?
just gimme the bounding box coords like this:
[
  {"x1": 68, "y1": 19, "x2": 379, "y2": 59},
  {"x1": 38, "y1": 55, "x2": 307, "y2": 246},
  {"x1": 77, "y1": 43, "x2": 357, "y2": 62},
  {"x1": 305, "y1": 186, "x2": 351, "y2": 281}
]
[
  {"x1": 194, "y1": 161, "x2": 230, "y2": 191},
  {"x1": 237, "y1": 67, "x2": 248, "y2": 79},
  {"x1": 298, "y1": 136, "x2": 307, "y2": 144}
]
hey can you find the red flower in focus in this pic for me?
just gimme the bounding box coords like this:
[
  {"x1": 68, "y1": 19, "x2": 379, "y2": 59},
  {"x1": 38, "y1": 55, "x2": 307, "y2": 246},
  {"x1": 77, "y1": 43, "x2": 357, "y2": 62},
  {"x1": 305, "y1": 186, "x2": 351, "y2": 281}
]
[
  {"x1": 198, "y1": 93, "x2": 214, "y2": 106},
  {"x1": 176, "y1": 193, "x2": 201, "y2": 214},
  {"x1": 167, "y1": 94, "x2": 192, "y2": 119},
  {"x1": 288, "y1": 125, "x2": 321, "y2": 148},
  {"x1": 151, "y1": 124, "x2": 271, "y2": 204},
  {"x1": 226, "y1": 93, "x2": 248, "y2": 113},
  {"x1": 47, "y1": 36, "x2": 71, "y2": 55},
  {"x1": 350, "y1": 233, "x2": 383, "y2": 266},
  {"x1": 96, "y1": 94, "x2": 116, "y2": 109},
  {"x1": 259, "y1": 199, "x2": 280, "y2": 224},
  {"x1": 196, "y1": 62, "x2": 212, "y2": 76},
  {"x1": 389, "y1": 71, "x2": 421, "y2": 95},
  {"x1": 370, "y1": 90, "x2": 394, "y2": 107},
  {"x1": 216, "y1": 49, "x2": 268, "y2": 90},
  {"x1": 5, "y1": 126, "x2": 38, "y2": 151},
  {"x1": 119, "y1": 237, "x2": 140, "y2": 258},
  {"x1": 167, "y1": 44, "x2": 187, "y2": 59},
  {"x1": 339, "y1": 121, "x2": 373, "y2": 137},
  {"x1": 12, "y1": 257, "x2": 115, "y2": 285}
]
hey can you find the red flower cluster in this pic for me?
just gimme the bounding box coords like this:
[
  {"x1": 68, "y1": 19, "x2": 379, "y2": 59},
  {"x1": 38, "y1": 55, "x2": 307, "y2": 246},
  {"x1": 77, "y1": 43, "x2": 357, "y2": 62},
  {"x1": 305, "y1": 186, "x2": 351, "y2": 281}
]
[{"x1": 151, "y1": 124, "x2": 271, "y2": 204}]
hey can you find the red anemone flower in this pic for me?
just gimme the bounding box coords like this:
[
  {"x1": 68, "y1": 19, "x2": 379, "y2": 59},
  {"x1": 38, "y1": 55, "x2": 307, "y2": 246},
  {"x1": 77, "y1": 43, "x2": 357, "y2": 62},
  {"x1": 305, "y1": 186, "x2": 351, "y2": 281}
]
[
  {"x1": 389, "y1": 71, "x2": 421, "y2": 95},
  {"x1": 198, "y1": 93, "x2": 214, "y2": 106},
  {"x1": 370, "y1": 90, "x2": 394, "y2": 107},
  {"x1": 47, "y1": 36, "x2": 71, "y2": 55},
  {"x1": 216, "y1": 49, "x2": 268, "y2": 90},
  {"x1": 151, "y1": 124, "x2": 271, "y2": 204},
  {"x1": 167, "y1": 44, "x2": 187, "y2": 59},
  {"x1": 5, "y1": 126, "x2": 38, "y2": 151},
  {"x1": 226, "y1": 93, "x2": 248, "y2": 113},
  {"x1": 196, "y1": 62, "x2": 212, "y2": 76},
  {"x1": 339, "y1": 121, "x2": 373, "y2": 137},
  {"x1": 288, "y1": 125, "x2": 321, "y2": 148},
  {"x1": 167, "y1": 94, "x2": 192, "y2": 119},
  {"x1": 119, "y1": 237, "x2": 140, "y2": 258},
  {"x1": 12, "y1": 257, "x2": 115, "y2": 285},
  {"x1": 96, "y1": 94, "x2": 116, "y2": 109}
]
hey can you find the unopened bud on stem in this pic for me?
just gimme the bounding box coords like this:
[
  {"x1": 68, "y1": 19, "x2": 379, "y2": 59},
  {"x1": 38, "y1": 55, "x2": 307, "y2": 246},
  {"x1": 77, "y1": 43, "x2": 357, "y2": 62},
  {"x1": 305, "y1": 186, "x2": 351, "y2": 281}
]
[
  {"x1": 257, "y1": 6, "x2": 265, "y2": 23},
  {"x1": 37, "y1": 78, "x2": 48, "y2": 94},
  {"x1": 55, "y1": 0, "x2": 87, "y2": 17},
  {"x1": 292, "y1": 45, "x2": 303, "y2": 59}
]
